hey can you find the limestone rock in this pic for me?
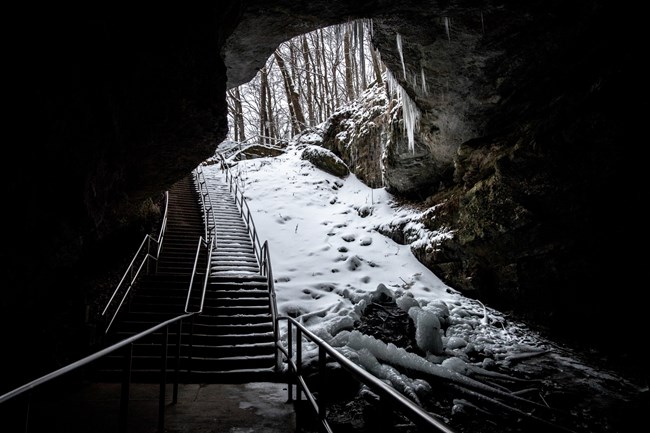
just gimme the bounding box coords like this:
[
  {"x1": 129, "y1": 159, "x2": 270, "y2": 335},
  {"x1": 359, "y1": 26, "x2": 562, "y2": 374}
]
[{"x1": 301, "y1": 145, "x2": 350, "y2": 178}]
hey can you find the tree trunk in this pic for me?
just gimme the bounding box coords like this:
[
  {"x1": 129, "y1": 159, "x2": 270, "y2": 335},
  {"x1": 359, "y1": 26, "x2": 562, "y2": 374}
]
[
  {"x1": 265, "y1": 79, "x2": 276, "y2": 142},
  {"x1": 259, "y1": 66, "x2": 270, "y2": 144},
  {"x1": 302, "y1": 35, "x2": 315, "y2": 127},
  {"x1": 370, "y1": 46, "x2": 384, "y2": 86},
  {"x1": 274, "y1": 49, "x2": 306, "y2": 136},
  {"x1": 320, "y1": 28, "x2": 333, "y2": 118},
  {"x1": 344, "y1": 27, "x2": 355, "y2": 101},
  {"x1": 227, "y1": 88, "x2": 246, "y2": 142},
  {"x1": 357, "y1": 20, "x2": 367, "y2": 91}
]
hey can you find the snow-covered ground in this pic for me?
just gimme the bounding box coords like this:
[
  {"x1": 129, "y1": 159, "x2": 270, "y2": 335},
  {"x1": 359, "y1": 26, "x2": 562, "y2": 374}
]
[{"x1": 202, "y1": 141, "x2": 646, "y2": 433}]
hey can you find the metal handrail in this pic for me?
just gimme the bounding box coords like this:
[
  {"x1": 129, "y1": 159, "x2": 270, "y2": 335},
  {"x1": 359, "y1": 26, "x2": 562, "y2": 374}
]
[
  {"x1": 1, "y1": 227, "x2": 211, "y2": 428},
  {"x1": 0, "y1": 311, "x2": 194, "y2": 404},
  {"x1": 277, "y1": 316, "x2": 459, "y2": 433},
  {"x1": 261, "y1": 241, "x2": 280, "y2": 366},
  {"x1": 101, "y1": 191, "x2": 170, "y2": 334},
  {"x1": 194, "y1": 166, "x2": 217, "y2": 241},
  {"x1": 218, "y1": 136, "x2": 288, "y2": 161},
  {"x1": 217, "y1": 156, "x2": 264, "y2": 267},
  {"x1": 207, "y1": 156, "x2": 280, "y2": 363},
  {"x1": 184, "y1": 235, "x2": 214, "y2": 314},
  {"x1": 1, "y1": 310, "x2": 195, "y2": 433}
]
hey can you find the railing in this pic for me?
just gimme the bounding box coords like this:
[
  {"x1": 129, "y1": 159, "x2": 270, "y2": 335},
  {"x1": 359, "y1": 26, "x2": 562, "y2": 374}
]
[
  {"x1": 0, "y1": 311, "x2": 196, "y2": 433},
  {"x1": 101, "y1": 191, "x2": 170, "y2": 334},
  {"x1": 217, "y1": 156, "x2": 263, "y2": 267},
  {"x1": 218, "y1": 136, "x2": 288, "y2": 161},
  {"x1": 207, "y1": 155, "x2": 280, "y2": 367},
  {"x1": 184, "y1": 235, "x2": 214, "y2": 314},
  {"x1": 277, "y1": 316, "x2": 459, "y2": 433},
  {"x1": 211, "y1": 146, "x2": 453, "y2": 432},
  {"x1": 193, "y1": 166, "x2": 217, "y2": 241},
  {"x1": 1, "y1": 212, "x2": 213, "y2": 433},
  {"x1": 260, "y1": 240, "x2": 280, "y2": 368}
]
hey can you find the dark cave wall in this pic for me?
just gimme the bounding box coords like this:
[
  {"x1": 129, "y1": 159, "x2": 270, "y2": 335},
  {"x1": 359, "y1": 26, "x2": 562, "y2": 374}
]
[{"x1": 2, "y1": 2, "x2": 242, "y2": 385}]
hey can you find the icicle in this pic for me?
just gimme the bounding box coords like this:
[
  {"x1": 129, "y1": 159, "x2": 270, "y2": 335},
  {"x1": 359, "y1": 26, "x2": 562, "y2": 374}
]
[
  {"x1": 402, "y1": 89, "x2": 420, "y2": 153},
  {"x1": 444, "y1": 17, "x2": 451, "y2": 41},
  {"x1": 385, "y1": 67, "x2": 399, "y2": 97},
  {"x1": 396, "y1": 33, "x2": 407, "y2": 79},
  {"x1": 421, "y1": 67, "x2": 428, "y2": 95},
  {"x1": 385, "y1": 68, "x2": 420, "y2": 153}
]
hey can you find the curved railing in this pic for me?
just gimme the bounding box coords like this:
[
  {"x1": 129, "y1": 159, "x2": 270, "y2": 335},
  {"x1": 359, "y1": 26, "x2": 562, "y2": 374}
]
[
  {"x1": 101, "y1": 191, "x2": 170, "y2": 334},
  {"x1": 217, "y1": 136, "x2": 287, "y2": 161},
  {"x1": 277, "y1": 316, "x2": 459, "y2": 433}
]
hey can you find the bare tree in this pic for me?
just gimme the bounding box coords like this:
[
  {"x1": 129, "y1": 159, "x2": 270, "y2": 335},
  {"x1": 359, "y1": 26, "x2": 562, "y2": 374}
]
[
  {"x1": 344, "y1": 25, "x2": 355, "y2": 101},
  {"x1": 259, "y1": 66, "x2": 271, "y2": 144},
  {"x1": 227, "y1": 87, "x2": 246, "y2": 142},
  {"x1": 370, "y1": 46, "x2": 384, "y2": 86},
  {"x1": 302, "y1": 35, "x2": 315, "y2": 127},
  {"x1": 274, "y1": 49, "x2": 306, "y2": 135},
  {"x1": 227, "y1": 20, "x2": 381, "y2": 142},
  {"x1": 357, "y1": 20, "x2": 367, "y2": 90}
]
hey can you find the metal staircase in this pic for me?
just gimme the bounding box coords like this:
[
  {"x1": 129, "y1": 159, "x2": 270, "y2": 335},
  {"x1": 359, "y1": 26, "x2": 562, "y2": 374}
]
[{"x1": 97, "y1": 167, "x2": 277, "y2": 383}]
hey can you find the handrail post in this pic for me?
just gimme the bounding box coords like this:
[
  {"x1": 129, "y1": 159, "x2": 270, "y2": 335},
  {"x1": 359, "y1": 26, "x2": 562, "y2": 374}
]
[
  {"x1": 173, "y1": 319, "x2": 182, "y2": 404},
  {"x1": 187, "y1": 315, "x2": 195, "y2": 375},
  {"x1": 318, "y1": 346, "x2": 327, "y2": 422},
  {"x1": 287, "y1": 322, "x2": 293, "y2": 403},
  {"x1": 158, "y1": 325, "x2": 168, "y2": 433},
  {"x1": 119, "y1": 343, "x2": 133, "y2": 433},
  {"x1": 296, "y1": 327, "x2": 302, "y2": 404},
  {"x1": 23, "y1": 391, "x2": 32, "y2": 433},
  {"x1": 146, "y1": 236, "x2": 151, "y2": 274}
]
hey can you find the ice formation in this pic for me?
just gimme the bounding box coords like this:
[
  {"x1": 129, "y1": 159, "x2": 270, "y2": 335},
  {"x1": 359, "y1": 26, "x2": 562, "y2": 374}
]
[
  {"x1": 396, "y1": 33, "x2": 406, "y2": 78},
  {"x1": 385, "y1": 69, "x2": 420, "y2": 153},
  {"x1": 444, "y1": 17, "x2": 451, "y2": 41},
  {"x1": 408, "y1": 307, "x2": 444, "y2": 355},
  {"x1": 420, "y1": 67, "x2": 428, "y2": 95}
]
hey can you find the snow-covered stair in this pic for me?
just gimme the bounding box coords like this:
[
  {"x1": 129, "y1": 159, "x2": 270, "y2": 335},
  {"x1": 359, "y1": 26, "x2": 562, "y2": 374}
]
[
  {"x1": 189, "y1": 168, "x2": 276, "y2": 382},
  {"x1": 207, "y1": 179, "x2": 261, "y2": 277},
  {"x1": 186, "y1": 274, "x2": 276, "y2": 382},
  {"x1": 97, "y1": 171, "x2": 277, "y2": 384}
]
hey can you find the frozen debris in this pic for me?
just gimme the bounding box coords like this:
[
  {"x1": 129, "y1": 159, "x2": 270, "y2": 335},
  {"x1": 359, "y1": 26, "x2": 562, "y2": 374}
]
[
  {"x1": 370, "y1": 283, "x2": 394, "y2": 303},
  {"x1": 396, "y1": 292, "x2": 420, "y2": 312},
  {"x1": 408, "y1": 307, "x2": 444, "y2": 355}
]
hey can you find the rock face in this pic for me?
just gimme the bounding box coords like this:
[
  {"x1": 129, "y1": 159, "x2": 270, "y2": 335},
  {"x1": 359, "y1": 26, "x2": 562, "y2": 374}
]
[
  {"x1": 301, "y1": 145, "x2": 350, "y2": 178},
  {"x1": 320, "y1": 83, "x2": 388, "y2": 188},
  {"x1": 1, "y1": 0, "x2": 639, "y2": 382},
  {"x1": 319, "y1": 81, "x2": 449, "y2": 197}
]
